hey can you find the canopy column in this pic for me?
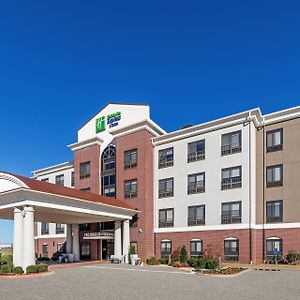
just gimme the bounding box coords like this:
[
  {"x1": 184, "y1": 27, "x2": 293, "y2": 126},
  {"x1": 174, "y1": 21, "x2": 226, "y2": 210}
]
[
  {"x1": 13, "y1": 208, "x2": 23, "y2": 267},
  {"x1": 114, "y1": 220, "x2": 122, "y2": 257},
  {"x1": 72, "y1": 224, "x2": 80, "y2": 262},
  {"x1": 22, "y1": 206, "x2": 35, "y2": 272},
  {"x1": 66, "y1": 224, "x2": 72, "y2": 254},
  {"x1": 122, "y1": 220, "x2": 130, "y2": 263}
]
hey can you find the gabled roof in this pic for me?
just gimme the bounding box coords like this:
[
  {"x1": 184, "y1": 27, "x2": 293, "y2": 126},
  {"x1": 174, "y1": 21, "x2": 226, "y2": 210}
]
[{"x1": 0, "y1": 172, "x2": 136, "y2": 212}]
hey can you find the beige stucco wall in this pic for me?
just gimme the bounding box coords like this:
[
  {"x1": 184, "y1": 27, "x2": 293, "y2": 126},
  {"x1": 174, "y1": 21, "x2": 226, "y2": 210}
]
[{"x1": 256, "y1": 117, "x2": 300, "y2": 224}]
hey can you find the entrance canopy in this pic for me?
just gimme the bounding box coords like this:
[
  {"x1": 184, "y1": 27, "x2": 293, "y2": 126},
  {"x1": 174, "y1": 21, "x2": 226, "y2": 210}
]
[{"x1": 0, "y1": 172, "x2": 136, "y2": 224}]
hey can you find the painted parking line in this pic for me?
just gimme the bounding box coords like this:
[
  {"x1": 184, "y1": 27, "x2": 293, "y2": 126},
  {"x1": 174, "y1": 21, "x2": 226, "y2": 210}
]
[{"x1": 83, "y1": 265, "x2": 195, "y2": 275}]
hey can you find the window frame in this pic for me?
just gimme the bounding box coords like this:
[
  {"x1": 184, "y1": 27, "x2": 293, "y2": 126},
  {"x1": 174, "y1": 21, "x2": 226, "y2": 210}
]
[
  {"x1": 266, "y1": 200, "x2": 283, "y2": 223},
  {"x1": 55, "y1": 174, "x2": 64, "y2": 186},
  {"x1": 158, "y1": 147, "x2": 174, "y2": 169},
  {"x1": 224, "y1": 239, "x2": 239, "y2": 261},
  {"x1": 266, "y1": 128, "x2": 283, "y2": 153},
  {"x1": 80, "y1": 161, "x2": 91, "y2": 180},
  {"x1": 187, "y1": 140, "x2": 205, "y2": 162},
  {"x1": 221, "y1": 166, "x2": 242, "y2": 190},
  {"x1": 159, "y1": 177, "x2": 174, "y2": 198},
  {"x1": 266, "y1": 164, "x2": 283, "y2": 187},
  {"x1": 159, "y1": 208, "x2": 174, "y2": 228},
  {"x1": 187, "y1": 172, "x2": 205, "y2": 194},
  {"x1": 190, "y1": 239, "x2": 203, "y2": 257},
  {"x1": 124, "y1": 179, "x2": 138, "y2": 198},
  {"x1": 41, "y1": 222, "x2": 49, "y2": 235},
  {"x1": 124, "y1": 148, "x2": 138, "y2": 169},
  {"x1": 55, "y1": 223, "x2": 65, "y2": 234},
  {"x1": 221, "y1": 130, "x2": 242, "y2": 156},
  {"x1": 161, "y1": 240, "x2": 172, "y2": 259},
  {"x1": 266, "y1": 238, "x2": 283, "y2": 261},
  {"x1": 221, "y1": 201, "x2": 242, "y2": 224},
  {"x1": 71, "y1": 172, "x2": 75, "y2": 187},
  {"x1": 188, "y1": 205, "x2": 205, "y2": 226},
  {"x1": 42, "y1": 244, "x2": 49, "y2": 258}
]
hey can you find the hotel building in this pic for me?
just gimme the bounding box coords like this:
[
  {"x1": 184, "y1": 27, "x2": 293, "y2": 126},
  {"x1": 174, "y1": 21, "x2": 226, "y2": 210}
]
[{"x1": 32, "y1": 103, "x2": 300, "y2": 263}]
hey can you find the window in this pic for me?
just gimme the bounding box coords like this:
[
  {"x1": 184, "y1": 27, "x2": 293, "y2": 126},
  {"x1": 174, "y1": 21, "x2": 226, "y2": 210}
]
[
  {"x1": 267, "y1": 129, "x2": 283, "y2": 152},
  {"x1": 42, "y1": 244, "x2": 48, "y2": 258},
  {"x1": 266, "y1": 201, "x2": 283, "y2": 223},
  {"x1": 221, "y1": 131, "x2": 242, "y2": 155},
  {"x1": 188, "y1": 205, "x2": 205, "y2": 226},
  {"x1": 267, "y1": 165, "x2": 283, "y2": 187},
  {"x1": 80, "y1": 187, "x2": 91, "y2": 192},
  {"x1": 266, "y1": 238, "x2": 282, "y2": 261},
  {"x1": 124, "y1": 179, "x2": 138, "y2": 198},
  {"x1": 41, "y1": 178, "x2": 49, "y2": 182},
  {"x1": 80, "y1": 243, "x2": 91, "y2": 260},
  {"x1": 159, "y1": 178, "x2": 174, "y2": 198},
  {"x1": 56, "y1": 223, "x2": 65, "y2": 234},
  {"x1": 55, "y1": 174, "x2": 64, "y2": 186},
  {"x1": 130, "y1": 242, "x2": 138, "y2": 254},
  {"x1": 71, "y1": 172, "x2": 75, "y2": 187},
  {"x1": 159, "y1": 208, "x2": 174, "y2": 228},
  {"x1": 221, "y1": 166, "x2": 242, "y2": 190},
  {"x1": 222, "y1": 201, "x2": 242, "y2": 224},
  {"x1": 79, "y1": 223, "x2": 91, "y2": 231},
  {"x1": 57, "y1": 243, "x2": 64, "y2": 253},
  {"x1": 190, "y1": 239, "x2": 203, "y2": 257},
  {"x1": 41, "y1": 222, "x2": 49, "y2": 235},
  {"x1": 188, "y1": 172, "x2": 205, "y2": 194},
  {"x1": 159, "y1": 147, "x2": 174, "y2": 168},
  {"x1": 161, "y1": 240, "x2": 172, "y2": 259},
  {"x1": 101, "y1": 174, "x2": 116, "y2": 197},
  {"x1": 188, "y1": 140, "x2": 205, "y2": 162},
  {"x1": 224, "y1": 239, "x2": 239, "y2": 261},
  {"x1": 80, "y1": 161, "x2": 91, "y2": 179},
  {"x1": 101, "y1": 145, "x2": 116, "y2": 198},
  {"x1": 124, "y1": 149, "x2": 138, "y2": 169}
]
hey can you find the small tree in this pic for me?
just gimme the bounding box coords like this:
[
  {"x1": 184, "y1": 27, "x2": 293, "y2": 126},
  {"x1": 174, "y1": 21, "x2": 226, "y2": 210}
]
[
  {"x1": 171, "y1": 247, "x2": 181, "y2": 264},
  {"x1": 180, "y1": 246, "x2": 188, "y2": 263},
  {"x1": 129, "y1": 244, "x2": 136, "y2": 255}
]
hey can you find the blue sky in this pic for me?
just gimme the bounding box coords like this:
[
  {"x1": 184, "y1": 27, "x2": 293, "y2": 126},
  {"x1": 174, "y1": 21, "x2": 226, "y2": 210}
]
[{"x1": 1, "y1": 0, "x2": 300, "y2": 243}]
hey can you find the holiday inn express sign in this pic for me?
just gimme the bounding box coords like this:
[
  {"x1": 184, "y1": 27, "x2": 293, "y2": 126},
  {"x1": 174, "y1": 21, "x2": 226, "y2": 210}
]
[{"x1": 96, "y1": 112, "x2": 122, "y2": 133}]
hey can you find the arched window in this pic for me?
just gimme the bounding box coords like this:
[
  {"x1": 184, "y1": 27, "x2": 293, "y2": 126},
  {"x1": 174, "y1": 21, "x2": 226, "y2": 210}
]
[
  {"x1": 224, "y1": 237, "x2": 239, "y2": 261},
  {"x1": 101, "y1": 144, "x2": 116, "y2": 198},
  {"x1": 266, "y1": 237, "x2": 282, "y2": 261}
]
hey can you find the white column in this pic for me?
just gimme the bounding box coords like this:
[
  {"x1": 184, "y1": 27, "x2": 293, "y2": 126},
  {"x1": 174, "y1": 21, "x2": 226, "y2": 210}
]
[
  {"x1": 22, "y1": 206, "x2": 35, "y2": 272},
  {"x1": 72, "y1": 224, "x2": 80, "y2": 262},
  {"x1": 13, "y1": 208, "x2": 23, "y2": 267},
  {"x1": 66, "y1": 224, "x2": 72, "y2": 254},
  {"x1": 122, "y1": 220, "x2": 130, "y2": 263},
  {"x1": 114, "y1": 220, "x2": 122, "y2": 257}
]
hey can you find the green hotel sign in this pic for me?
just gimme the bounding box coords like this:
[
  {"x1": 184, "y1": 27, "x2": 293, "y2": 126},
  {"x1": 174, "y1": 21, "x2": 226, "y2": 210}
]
[{"x1": 96, "y1": 112, "x2": 122, "y2": 133}]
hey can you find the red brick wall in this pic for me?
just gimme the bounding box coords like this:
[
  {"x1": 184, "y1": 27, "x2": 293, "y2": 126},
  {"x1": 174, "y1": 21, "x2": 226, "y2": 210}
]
[
  {"x1": 74, "y1": 144, "x2": 101, "y2": 194},
  {"x1": 155, "y1": 229, "x2": 251, "y2": 263},
  {"x1": 35, "y1": 237, "x2": 66, "y2": 259},
  {"x1": 115, "y1": 129, "x2": 155, "y2": 261}
]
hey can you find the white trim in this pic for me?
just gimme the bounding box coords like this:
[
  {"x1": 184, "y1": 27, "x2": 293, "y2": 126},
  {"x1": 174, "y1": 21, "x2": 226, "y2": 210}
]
[
  {"x1": 254, "y1": 223, "x2": 300, "y2": 229},
  {"x1": 190, "y1": 238, "x2": 201, "y2": 241},
  {"x1": 266, "y1": 236, "x2": 281, "y2": 240},
  {"x1": 224, "y1": 237, "x2": 238, "y2": 241},
  {"x1": 0, "y1": 173, "x2": 29, "y2": 189},
  {"x1": 35, "y1": 234, "x2": 66, "y2": 239},
  {"x1": 161, "y1": 239, "x2": 171, "y2": 242},
  {"x1": 32, "y1": 161, "x2": 74, "y2": 177},
  {"x1": 0, "y1": 200, "x2": 133, "y2": 221},
  {"x1": 68, "y1": 137, "x2": 103, "y2": 152},
  {"x1": 111, "y1": 124, "x2": 162, "y2": 139}
]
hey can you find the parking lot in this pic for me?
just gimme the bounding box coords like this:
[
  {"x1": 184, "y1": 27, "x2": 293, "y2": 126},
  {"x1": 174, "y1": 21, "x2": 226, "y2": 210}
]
[{"x1": 0, "y1": 263, "x2": 299, "y2": 300}]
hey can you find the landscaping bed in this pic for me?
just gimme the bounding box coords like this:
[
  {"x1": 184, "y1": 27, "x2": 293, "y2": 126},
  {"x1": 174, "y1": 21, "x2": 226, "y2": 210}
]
[{"x1": 195, "y1": 267, "x2": 246, "y2": 275}]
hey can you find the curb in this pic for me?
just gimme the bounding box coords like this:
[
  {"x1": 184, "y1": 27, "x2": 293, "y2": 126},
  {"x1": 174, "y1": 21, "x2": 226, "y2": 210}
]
[{"x1": 0, "y1": 271, "x2": 54, "y2": 279}]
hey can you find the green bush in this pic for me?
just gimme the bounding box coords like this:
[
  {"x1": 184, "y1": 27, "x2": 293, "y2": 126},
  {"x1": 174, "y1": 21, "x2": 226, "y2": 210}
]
[
  {"x1": 26, "y1": 265, "x2": 39, "y2": 274},
  {"x1": 286, "y1": 251, "x2": 300, "y2": 264},
  {"x1": 180, "y1": 246, "x2": 188, "y2": 263},
  {"x1": 129, "y1": 245, "x2": 136, "y2": 255},
  {"x1": 13, "y1": 266, "x2": 24, "y2": 274},
  {"x1": 37, "y1": 263, "x2": 48, "y2": 273},
  {"x1": 171, "y1": 247, "x2": 181, "y2": 264},
  {"x1": 146, "y1": 256, "x2": 159, "y2": 265},
  {"x1": 205, "y1": 259, "x2": 218, "y2": 270},
  {"x1": 0, "y1": 263, "x2": 13, "y2": 274},
  {"x1": 1, "y1": 255, "x2": 13, "y2": 264},
  {"x1": 158, "y1": 259, "x2": 168, "y2": 265}
]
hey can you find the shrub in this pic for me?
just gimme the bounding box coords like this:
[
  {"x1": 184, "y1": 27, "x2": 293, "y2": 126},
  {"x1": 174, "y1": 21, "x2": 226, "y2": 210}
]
[
  {"x1": 286, "y1": 251, "x2": 299, "y2": 264},
  {"x1": 158, "y1": 259, "x2": 168, "y2": 265},
  {"x1": 129, "y1": 245, "x2": 136, "y2": 255},
  {"x1": 205, "y1": 259, "x2": 218, "y2": 270},
  {"x1": 180, "y1": 246, "x2": 188, "y2": 263},
  {"x1": 1, "y1": 255, "x2": 13, "y2": 264},
  {"x1": 171, "y1": 247, "x2": 181, "y2": 264},
  {"x1": 37, "y1": 264, "x2": 48, "y2": 273},
  {"x1": 26, "y1": 265, "x2": 39, "y2": 274},
  {"x1": 187, "y1": 257, "x2": 198, "y2": 268},
  {"x1": 0, "y1": 263, "x2": 13, "y2": 274},
  {"x1": 146, "y1": 256, "x2": 159, "y2": 265},
  {"x1": 14, "y1": 266, "x2": 24, "y2": 275}
]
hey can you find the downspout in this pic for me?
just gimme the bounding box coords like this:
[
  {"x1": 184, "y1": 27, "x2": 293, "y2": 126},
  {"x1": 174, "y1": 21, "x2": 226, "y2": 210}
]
[{"x1": 262, "y1": 124, "x2": 266, "y2": 262}]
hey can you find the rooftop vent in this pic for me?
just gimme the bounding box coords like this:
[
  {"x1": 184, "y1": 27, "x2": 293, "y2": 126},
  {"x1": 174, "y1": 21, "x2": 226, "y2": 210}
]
[{"x1": 181, "y1": 124, "x2": 193, "y2": 130}]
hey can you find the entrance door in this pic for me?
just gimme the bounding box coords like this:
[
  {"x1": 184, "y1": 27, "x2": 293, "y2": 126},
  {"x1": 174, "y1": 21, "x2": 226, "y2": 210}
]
[{"x1": 102, "y1": 239, "x2": 114, "y2": 260}]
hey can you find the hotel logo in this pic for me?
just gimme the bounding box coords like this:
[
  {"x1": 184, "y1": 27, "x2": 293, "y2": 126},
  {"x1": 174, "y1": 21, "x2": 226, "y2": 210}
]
[{"x1": 96, "y1": 112, "x2": 122, "y2": 133}]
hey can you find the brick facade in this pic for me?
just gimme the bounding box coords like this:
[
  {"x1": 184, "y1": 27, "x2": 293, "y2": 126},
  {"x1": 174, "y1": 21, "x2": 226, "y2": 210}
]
[{"x1": 35, "y1": 237, "x2": 66, "y2": 259}]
